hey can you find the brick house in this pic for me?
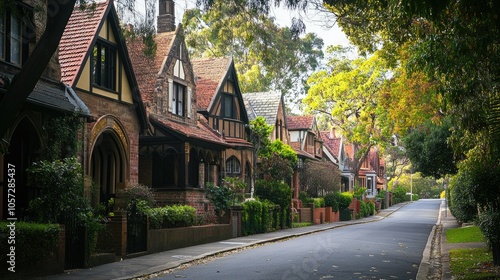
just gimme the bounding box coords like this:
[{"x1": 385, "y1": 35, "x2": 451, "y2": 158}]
[
  {"x1": 0, "y1": 0, "x2": 90, "y2": 220},
  {"x1": 286, "y1": 115, "x2": 323, "y2": 199},
  {"x1": 59, "y1": 0, "x2": 148, "y2": 205},
  {"x1": 192, "y1": 57, "x2": 254, "y2": 194},
  {"x1": 321, "y1": 130, "x2": 355, "y2": 192},
  {"x1": 127, "y1": 0, "x2": 230, "y2": 212},
  {"x1": 343, "y1": 143, "x2": 386, "y2": 197}
]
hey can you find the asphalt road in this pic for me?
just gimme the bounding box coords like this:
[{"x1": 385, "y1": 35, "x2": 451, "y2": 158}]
[{"x1": 153, "y1": 199, "x2": 441, "y2": 280}]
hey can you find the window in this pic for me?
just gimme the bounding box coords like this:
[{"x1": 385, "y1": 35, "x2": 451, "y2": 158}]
[
  {"x1": 226, "y1": 156, "x2": 240, "y2": 174},
  {"x1": 93, "y1": 41, "x2": 116, "y2": 90},
  {"x1": 1, "y1": 9, "x2": 29, "y2": 65},
  {"x1": 223, "y1": 94, "x2": 234, "y2": 118},
  {"x1": 173, "y1": 82, "x2": 186, "y2": 116}
]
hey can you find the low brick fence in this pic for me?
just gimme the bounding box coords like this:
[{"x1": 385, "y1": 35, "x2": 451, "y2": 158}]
[{"x1": 148, "y1": 224, "x2": 232, "y2": 254}]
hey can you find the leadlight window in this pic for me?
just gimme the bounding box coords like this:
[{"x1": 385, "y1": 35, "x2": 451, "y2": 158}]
[
  {"x1": 173, "y1": 82, "x2": 186, "y2": 116},
  {"x1": 93, "y1": 41, "x2": 116, "y2": 90},
  {"x1": 226, "y1": 156, "x2": 240, "y2": 174}
]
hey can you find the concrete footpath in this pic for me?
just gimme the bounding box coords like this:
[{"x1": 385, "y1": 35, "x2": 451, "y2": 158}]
[{"x1": 43, "y1": 201, "x2": 469, "y2": 280}]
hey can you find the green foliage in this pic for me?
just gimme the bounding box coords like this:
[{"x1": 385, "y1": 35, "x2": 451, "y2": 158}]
[
  {"x1": 42, "y1": 113, "x2": 82, "y2": 160},
  {"x1": 353, "y1": 186, "x2": 366, "y2": 200},
  {"x1": 478, "y1": 210, "x2": 500, "y2": 247},
  {"x1": 183, "y1": 0, "x2": 324, "y2": 102},
  {"x1": 324, "y1": 192, "x2": 341, "y2": 212},
  {"x1": 241, "y1": 199, "x2": 280, "y2": 235},
  {"x1": 403, "y1": 118, "x2": 457, "y2": 178},
  {"x1": 206, "y1": 178, "x2": 246, "y2": 217},
  {"x1": 0, "y1": 222, "x2": 60, "y2": 265},
  {"x1": 255, "y1": 179, "x2": 292, "y2": 228},
  {"x1": 27, "y1": 157, "x2": 85, "y2": 223},
  {"x1": 241, "y1": 200, "x2": 262, "y2": 236},
  {"x1": 448, "y1": 171, "x2": 478, "y2": 224},
  {"x1": 147, "y1": 205, "x2": 197, "y2": 229},
  {"x1": 392, "y1": 186, "x2": 409, "y2": 204},
  {"x1": 339, "y1": 192, "x2": 353, "y2": 210},
  {"x1": 313, "y1": 197, "x2": 325, "y2": 208},
  {"x1": 299, "y1": 191, "x2": 313, "y2": 206},
  {"x1": 304, "y1": 47, "x2": 392, "y2": 175},
  {"x1": 121, "y1": 184, "x2": 156, "y2": 214},
  {"x1": 258, "y1": 140, "x2": 297, "y2": 181}
]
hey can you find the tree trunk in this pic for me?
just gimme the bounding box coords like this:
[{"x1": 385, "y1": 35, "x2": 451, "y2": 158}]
[
  {"x1": 0, "y1": 0, "x2": 77, "y2": 141},
  {"x1": 493, "y1": 242, "x2": 500, "y2": 267}
]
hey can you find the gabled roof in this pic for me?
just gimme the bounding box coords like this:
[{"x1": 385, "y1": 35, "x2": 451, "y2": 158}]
[
  {"x1": 286, "y1": 115, "x2": 314, "y2": 130},
  {"x1": 59, "y1": 2, "x2": 108, "y2": 86},
  {"x1": 320, "y1": 131, "x2": 342, "y2": 158},
  {"x1": 242, "y1": 91, "x2": 282, "y2": 127},
  {"x1": 191, "y1": 57, "x2": 232, "y2": 111},
  {"x1": 150, "y1": 113, "x2": 229, "y2": 149},
  {"x1": 59, "y1": 0, "x2": 147, "y2": 129},
  {"x1": 127, "y1": 31, "x2": 176, "y2": 106}
]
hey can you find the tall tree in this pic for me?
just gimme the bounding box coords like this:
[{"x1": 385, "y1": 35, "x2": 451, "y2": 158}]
[
  {"x1": 183, "y1": 0, "x2": 323, "y2": 103},
  {"x1": 303, "y1": 46, "x2": 391, "y2": 179}
]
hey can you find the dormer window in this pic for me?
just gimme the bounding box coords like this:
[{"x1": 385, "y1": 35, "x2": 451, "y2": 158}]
[
  {"x1": 92, "y1": 40, "x2": 116, "y2": 90},
  {"x1": 173, "y1": 82, "x2": 185, "y2": 116}
]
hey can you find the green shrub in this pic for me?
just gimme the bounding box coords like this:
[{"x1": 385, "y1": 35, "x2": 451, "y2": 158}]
[
  {"x1": 242, "y1": 200, "x2": 263, "y2": 236},
  {"x1": 299, "y1": 191, "x2": 313, "y2": 205},
  {"x1": 147, "y1": 205, "x2": 197, "y2": 229},
  {"x1": 122, "y1": 184, "x2": 156, "y2": 213},
  {"x1": 448, "y1": 172, "x2": 478, "y2": 224},
  {"x1": 255, "y1": 180, "x2": 293, "y2": 229},
  {"x1": 313, "y1": 197, "x2": 325, "y2": 208},
  {"x1": 339, "y1": 192, "x2": 353, "y2": 210},
  {"x1": 392, "y1": 186, "x2": 408, "y2": 204},
  {"x1": 324, "y1": 192, "x2": 341, "y2": 212},
  {"x1": 0, "y1": 222, "x2": 60, "y2": 265}
]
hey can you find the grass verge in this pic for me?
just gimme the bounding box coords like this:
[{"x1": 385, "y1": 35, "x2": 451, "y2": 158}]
[
  {"x1": 292, "y1": 222, "x2": 312, "y2": 228},
  {"x1": 449, "y1": 248, "x2": 499, "y2": 279},
  {"x1": 446, "y1": 226, "x2": 484, "y2": 243}
]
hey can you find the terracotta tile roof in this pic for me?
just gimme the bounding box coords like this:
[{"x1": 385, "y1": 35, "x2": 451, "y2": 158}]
[
  {"x1": 344, "y1": 144, "x2": 355, "y2": 161},
  {"x1": 150, "y1": 113, "x2": 229, "y2": 147},
  {"x1": 320, "y1": 131, "x2": 341, "y2": 158},
  {"x1": 59, "y1": 1, "x2": 108, "y2": 86},
  {"x1": 290, "y1": 142, "x2": 315, "y2": 160},
  {"x1": 127, "y1": 31, "x2": 176, "y2": 107},
  {"x1": 191, "y1": 57, "x2": 232, "y2": 111},
  {"x1": 286, "y1": 115, "x2": 314, "y2": 130},
  {"x1": 242, "y1": 91, "x2": 282, "y2": 126}
]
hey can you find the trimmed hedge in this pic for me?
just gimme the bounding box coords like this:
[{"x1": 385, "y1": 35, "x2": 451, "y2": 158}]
[
  {"x1": 241, "y1": 200, "x2": 280, "y2": 236},
  {"x1": 148, "y1": 205, "x2": 197, "y2": 229},
  {"x1": 0, "y1": 222, "x2": 60, "y2": 265}
]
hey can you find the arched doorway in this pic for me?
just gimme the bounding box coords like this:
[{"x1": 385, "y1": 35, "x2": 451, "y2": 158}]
[
  {"x1": 90, "y1": 130, "x2": 127, "y2": 205},
  {"x1": 3, "y1": 118, "x2": 41, "y2": 219}
]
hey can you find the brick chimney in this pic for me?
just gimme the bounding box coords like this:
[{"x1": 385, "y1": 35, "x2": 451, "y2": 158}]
[{"x1": 158, "y1": 0, "x2": 175, "y2": 33}]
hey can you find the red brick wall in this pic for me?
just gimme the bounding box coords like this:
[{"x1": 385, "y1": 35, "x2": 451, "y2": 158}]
[{"x1": 78, "y1": 91, "x2": 142, "y2": 188}]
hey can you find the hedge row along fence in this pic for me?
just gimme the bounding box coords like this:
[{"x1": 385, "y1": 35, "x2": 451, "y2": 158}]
[
  {"x1": 241, "y1": 200, "x2": 281, "y2": 236},
  {"x1": 0, "y1": 222, "x2": 60, "y2": 265}
]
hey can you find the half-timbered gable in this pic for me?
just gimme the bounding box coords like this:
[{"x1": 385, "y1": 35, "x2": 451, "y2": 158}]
[
  {"x1": 59, "y1": 0, "x2": 148, "y2": 204},
  {"x1": 127, "y1": 0, "x2": 228, "y2": 211},
  {"x1": 192, "y1": 57, "x2": 254, "y2": 193}
]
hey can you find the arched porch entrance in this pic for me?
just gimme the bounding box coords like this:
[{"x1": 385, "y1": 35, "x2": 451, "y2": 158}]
[
  {"x1": 2, "y1": 117, "x2": 41, "y2": 219},
  {"x1": 89, "y1": 117, "x2": 129, "y2": 206}
]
